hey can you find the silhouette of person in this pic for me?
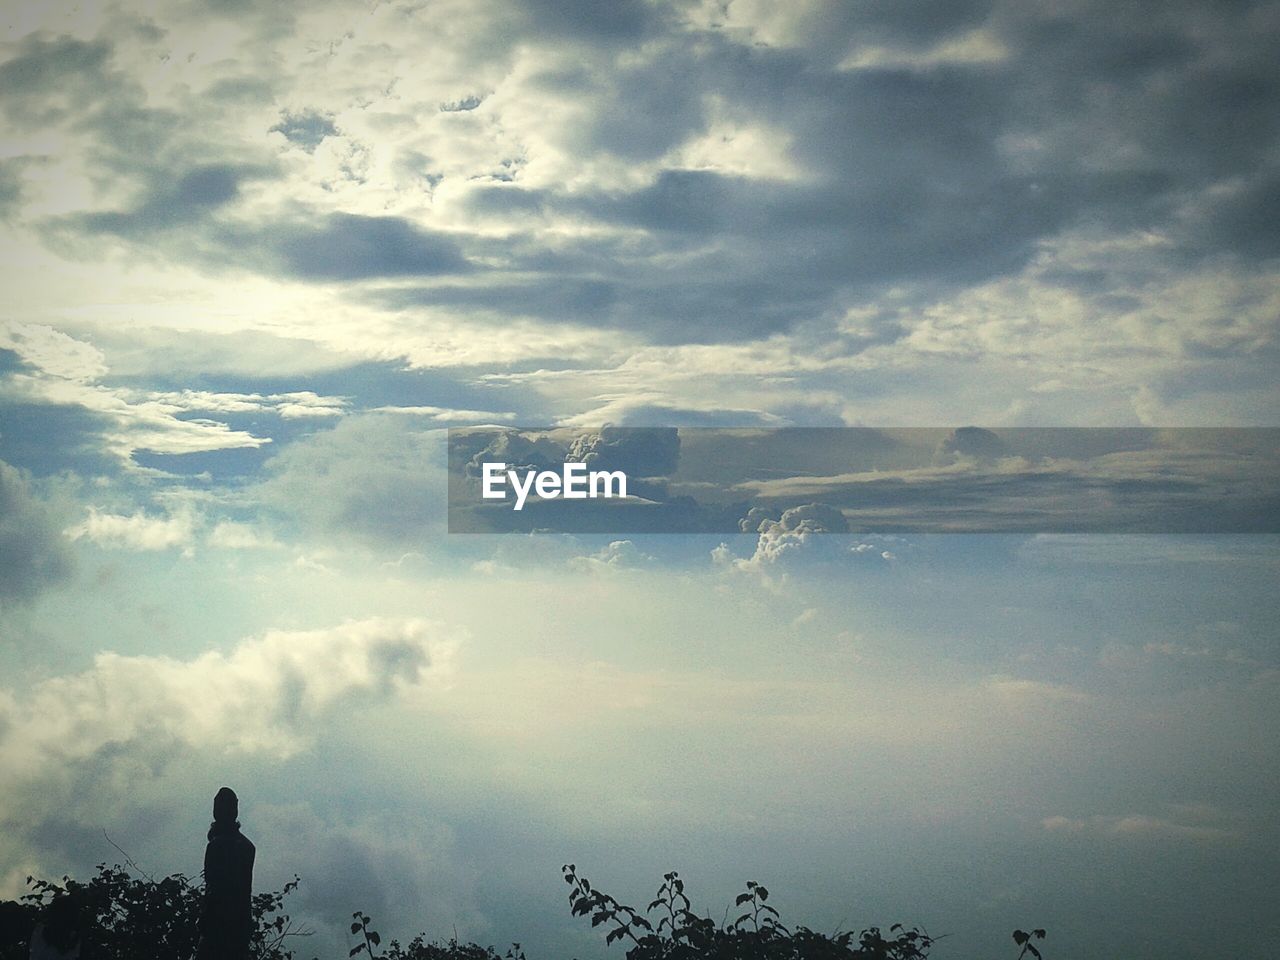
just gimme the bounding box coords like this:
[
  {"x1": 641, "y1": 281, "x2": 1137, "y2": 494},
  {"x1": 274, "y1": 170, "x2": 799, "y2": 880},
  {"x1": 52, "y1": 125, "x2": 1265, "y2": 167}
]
[{"x1": 197, "y1": 787, "x2": 256, "y2": 960}]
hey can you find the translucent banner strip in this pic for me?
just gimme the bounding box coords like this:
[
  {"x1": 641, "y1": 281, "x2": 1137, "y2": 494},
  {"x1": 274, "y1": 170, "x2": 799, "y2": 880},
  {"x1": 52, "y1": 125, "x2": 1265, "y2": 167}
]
[{"x1": 447, "y1": 427, "x2": 1280, "y2": 534}]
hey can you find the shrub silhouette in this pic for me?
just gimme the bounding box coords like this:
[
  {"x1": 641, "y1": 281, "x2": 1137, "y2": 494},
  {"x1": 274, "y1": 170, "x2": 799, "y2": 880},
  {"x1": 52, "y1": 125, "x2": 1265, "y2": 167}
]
[
  {"x1": 1, "y1": 863, "x2": 1047, "y2": 960},
  {"x1": 562, "y1": 865, "x2": 936, "y2": 960},
  {"x1": 349, "y1": 909, "x2": 525, "y2": 960},
  {"x1": 7, "y1": 864, "x2": 305, "y2": 960}
]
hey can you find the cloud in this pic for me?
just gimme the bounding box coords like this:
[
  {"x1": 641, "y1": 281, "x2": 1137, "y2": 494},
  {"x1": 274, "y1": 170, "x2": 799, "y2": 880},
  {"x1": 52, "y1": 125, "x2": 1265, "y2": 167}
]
[
  {"x1": 269, "y1": 108, "x2": 337, "y2": 153},
  {"x1": 64, "y1": 507, "x2": 196, "y2": 552},
  {"x1": 566, "y1": 426, "x2": 680, "y2": 476},
  {"x1": 255, "y1": 414, "x2": 447, "y2": 548},
  {"x1": 0, "y1": 460, "x2": 73, "y2": 605},
  {"x1": 0, "y1": 33, "x2": 115, "y2": 129},
  {"x1": 370, "y1": 405, "x2": 515, "y2": 422},
  {"x1": 0, "y1": 158, "x2": 30, "y2": 219},
  {"x1": 733, "y1": 437, "x2": 1280, "y2": 533},
  {"x1": 0, "y1": 617, "x2": 456, "y2": 820},
  {"x1": 0, "y1": 0, "x2": 1273, "y2": 440},
  {"x1": 568, "y1": 538, "x2": 654, "y2": 572},
  {"x1": 207, "y1": 520, "x2": 279, "y2": 549},
  {"x1": 724, "y1": 502, "x2": 900, "y2": 573},
  {"x1": 932, "y1": 426, "x2": 1007, "y2": 463},
  {"x1": 74, "y1": 163, "x2": 260, "y2": 238},
  {"x1": 0, "y1": 323, "x2": 106, "y2": 382},
  {"x1": 245, "y1": 803, "x2": 489, "y2": 958},
  {"x1": 132, "y1": 389, "x2": 348, "y2": 420},
  {"x1": 1041, "y1": 811, "x2": 1236, "y2": 844},
  {"x1": 248, "y1": 213, "x2": 472, "y2": 282},
  {"x1": 1, "y1": 323, "x2": 275, "y2": 467}
]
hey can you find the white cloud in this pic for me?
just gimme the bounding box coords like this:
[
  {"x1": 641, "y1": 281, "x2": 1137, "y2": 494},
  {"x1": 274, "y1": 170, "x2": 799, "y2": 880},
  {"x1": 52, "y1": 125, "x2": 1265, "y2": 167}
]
[
  {"x1": 568, "y1": 538, "x2": 653, "y2": 572},
  {"x1": 370, "y1": 405, "x2": 516, "y2": 422},
  {"x1": 208, "y1": 520, "x2": 280, "y2": 549},
  {"x1": 985, "y1": 674, "x2": 1089, "y2": 704},
  {"x1": 838, "y1": 29, "x2": 1010, "y2": 72},
  {"x1": 1042, "y1": 811, "x2": 1236, "y2": 843},
  {"x1": 0, "y1": 322, "x2": 107, "y2": 381},
  {"x1": 0, "y1": 326, "x2": 273, "y2": 461},
  {"x1": 136, "y1": 389, "x2": 349, "y2": 420},
  {"x1": 0, "y1": 618, "x2": 457, "y2": 810},
  {"x1": 65, "y1": 506, "x2": 196, "y2": 551}
]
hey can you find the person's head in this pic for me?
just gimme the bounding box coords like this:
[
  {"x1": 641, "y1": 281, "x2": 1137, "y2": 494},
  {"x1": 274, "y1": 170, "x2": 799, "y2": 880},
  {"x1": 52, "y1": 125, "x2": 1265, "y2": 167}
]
[{"x1": 213, "y1": 786, "x2": 238, "y2": 824}]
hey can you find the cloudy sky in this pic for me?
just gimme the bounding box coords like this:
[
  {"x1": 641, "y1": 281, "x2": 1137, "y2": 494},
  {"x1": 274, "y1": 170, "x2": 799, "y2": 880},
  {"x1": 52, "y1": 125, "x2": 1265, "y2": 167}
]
[{"x1": 1, "y1": 0, "x2": 1278, "y2": 957}]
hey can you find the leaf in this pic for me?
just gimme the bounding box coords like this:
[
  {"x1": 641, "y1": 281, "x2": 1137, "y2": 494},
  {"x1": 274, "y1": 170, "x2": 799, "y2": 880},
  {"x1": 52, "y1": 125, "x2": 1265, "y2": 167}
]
[
  {"x1": 351, "y1": 922, "x2": 363, "y2": 935},
  {"x1": 1034, "y1": 929, "x2": 1047, "y2": 939},
  {"x1": 1014, "y1": 930, "x2": 1029, "y2": 946},
  {"x1": 368, "y1": 931, "x2": 380, "y2": 946},
  {"x1": 736, "y1": 893, "x2": 752, "y2": 906}
]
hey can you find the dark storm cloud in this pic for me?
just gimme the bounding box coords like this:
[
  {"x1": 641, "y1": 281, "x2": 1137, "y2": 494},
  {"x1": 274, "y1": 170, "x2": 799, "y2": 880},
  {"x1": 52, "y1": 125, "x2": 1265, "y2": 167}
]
[
  {"x1": 0, "y1": 460, "x2": 73, "y2": 605},
  {"x1": 12, "y1": 0, "x2": 1280, "y2": 348},
  {"x1": 467, "y1": 0, "x2": 1278, "y2": 342},
  {"x1": 1180, "y1": 166, "x2": 1280, "y2": 261},
  {"x1": 67, "y1": 202, "x2": 472, "y2": 282},
  {"x1": 259, "y1": 213, "x2": 471, "y2": 281},
  {"x1": 376, "y1": 267, "x2": 831, "y2": 342},
  {"x1": 75, "y1": 163, "x2": 257, "y2": 238},
  {"x1": 0, "y1": 33, "x2": 114, "y2": 127}
]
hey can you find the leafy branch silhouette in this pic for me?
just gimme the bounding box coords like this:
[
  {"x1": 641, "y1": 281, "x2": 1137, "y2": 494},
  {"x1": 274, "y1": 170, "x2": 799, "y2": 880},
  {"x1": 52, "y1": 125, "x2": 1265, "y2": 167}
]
[
  {"x1": 1012, "y1": 928, "x2": 1047, "y2": 960},
  {"x1": 562, "y1": 864, "x2": 947, "y2": 960}
]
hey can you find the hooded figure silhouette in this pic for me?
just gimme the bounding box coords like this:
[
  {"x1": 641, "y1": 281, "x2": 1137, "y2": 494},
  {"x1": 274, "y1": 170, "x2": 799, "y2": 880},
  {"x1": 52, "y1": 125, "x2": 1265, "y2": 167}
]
[{"x1": 197, "y1": 787, "x2": 256, "y2": 960}]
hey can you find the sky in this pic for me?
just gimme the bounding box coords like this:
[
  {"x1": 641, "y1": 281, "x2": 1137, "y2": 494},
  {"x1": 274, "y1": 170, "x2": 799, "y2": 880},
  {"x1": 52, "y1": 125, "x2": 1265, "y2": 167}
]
[{"x1": 1, "y1": 0, "x2": 1278, "y2": 957}]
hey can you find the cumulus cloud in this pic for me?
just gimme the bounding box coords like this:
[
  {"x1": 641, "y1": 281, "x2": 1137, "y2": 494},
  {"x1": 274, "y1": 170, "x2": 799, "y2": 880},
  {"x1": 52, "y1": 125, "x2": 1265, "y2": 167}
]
[
  {"x1": 933, "y1": 426, "x2": 1007, "y2": 464},
  {"x1": 568, "y1": 538, "x2": 654, "y2": 572},
  {"x1": 719, "y1": 502, "x2": 901, "y2": 574},
  {"x1": 0, "y1": 460, "x2": 73, "y2": 605},
  {"x1": 565, "y1": 426, "x2": 680, "y2": 476},
  {"x1": 64, "y1": 506, "x2": 196, "y2": 552},
  {"x1": 0, "y1": 618, "x2": 456, "y2": 815},
  {"x1": 207, "y1": 520, "x2": 279, "y2": 550}
]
